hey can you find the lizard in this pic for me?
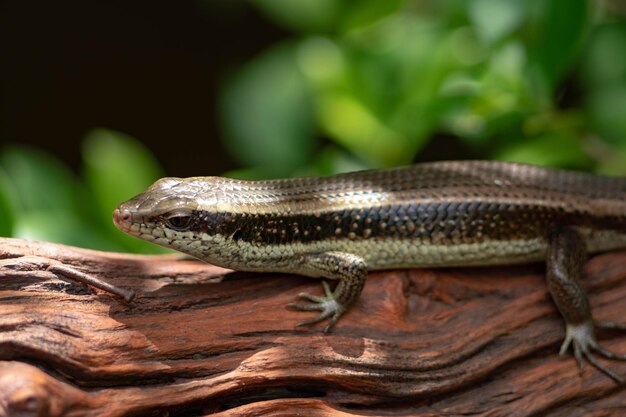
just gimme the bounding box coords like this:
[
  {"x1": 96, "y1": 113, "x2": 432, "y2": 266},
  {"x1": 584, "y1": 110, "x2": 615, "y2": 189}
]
[{"x1": 112, "y1": 160, "x2": 626, "y2": 381}]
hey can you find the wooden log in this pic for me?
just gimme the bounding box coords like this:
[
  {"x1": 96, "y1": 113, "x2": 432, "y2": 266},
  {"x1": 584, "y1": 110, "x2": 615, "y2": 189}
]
[{"x1": 0, "y1": 237, "x2": 625, "y2": 417}]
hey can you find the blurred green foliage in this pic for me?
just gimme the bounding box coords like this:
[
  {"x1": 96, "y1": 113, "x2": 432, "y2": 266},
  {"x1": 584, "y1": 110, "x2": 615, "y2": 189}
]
[
  {"x1": 222, "y1": 0, "x2": 626, "y2": 178},
  {"x1": 1, "y1": 0, "x2": 626, "y2": 252},
  {"x1": 0, "y1": 129, "x2": 167, "y2": 253}
]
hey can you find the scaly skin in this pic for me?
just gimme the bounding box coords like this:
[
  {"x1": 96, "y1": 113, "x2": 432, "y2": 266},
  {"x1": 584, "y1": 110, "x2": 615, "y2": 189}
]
[{"x1": 113, "y1": 161, "x2": 626, "y2": 381}]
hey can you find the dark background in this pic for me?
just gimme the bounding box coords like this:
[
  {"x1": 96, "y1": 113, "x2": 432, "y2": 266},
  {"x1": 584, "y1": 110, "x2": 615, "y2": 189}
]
[{"x1": 1, "y1": 0, "x2": 285, "y2": 176}]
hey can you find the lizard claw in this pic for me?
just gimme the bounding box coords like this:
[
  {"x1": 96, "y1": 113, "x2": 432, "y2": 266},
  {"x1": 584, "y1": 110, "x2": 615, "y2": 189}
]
[
  {"x1": 287, "y1": 281, "x2": 346, "y2": 333},
  {"x1": 560, "y1": 321, "x2": 626, "y2": 383}
]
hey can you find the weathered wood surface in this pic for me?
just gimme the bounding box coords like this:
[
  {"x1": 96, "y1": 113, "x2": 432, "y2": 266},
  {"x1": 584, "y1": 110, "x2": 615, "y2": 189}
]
[{"x1": 0, "y1": 237, "x2": 625, "y2": 417}]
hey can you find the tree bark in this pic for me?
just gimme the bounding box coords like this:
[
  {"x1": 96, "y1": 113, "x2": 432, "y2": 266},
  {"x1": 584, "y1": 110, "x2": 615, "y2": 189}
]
[{"x1": 0, "y1": 237, "x2": 625, "y2": 417}]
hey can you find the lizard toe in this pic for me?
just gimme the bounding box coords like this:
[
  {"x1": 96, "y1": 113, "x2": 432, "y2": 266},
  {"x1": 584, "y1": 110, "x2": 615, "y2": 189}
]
[{"x1": 561, "y1": 322, "x2": 625, "y2": 383}]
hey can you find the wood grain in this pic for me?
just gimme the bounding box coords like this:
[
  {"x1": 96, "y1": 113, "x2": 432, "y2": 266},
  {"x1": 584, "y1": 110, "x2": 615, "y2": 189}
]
[{"x1": 0, "y1": 237, "x2": 625, "y2": 417}]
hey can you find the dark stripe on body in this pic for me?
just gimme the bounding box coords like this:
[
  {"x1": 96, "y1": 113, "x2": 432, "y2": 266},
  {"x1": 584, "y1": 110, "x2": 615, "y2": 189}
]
[{"x1": 181, "y1": 202, "x2": 626, "y2": 245}]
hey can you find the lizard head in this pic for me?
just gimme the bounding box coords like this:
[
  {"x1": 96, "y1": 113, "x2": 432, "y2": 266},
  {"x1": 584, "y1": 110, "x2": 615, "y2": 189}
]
[{"x1": 113, "y1": 176, "x2": 234, "y2": 259}]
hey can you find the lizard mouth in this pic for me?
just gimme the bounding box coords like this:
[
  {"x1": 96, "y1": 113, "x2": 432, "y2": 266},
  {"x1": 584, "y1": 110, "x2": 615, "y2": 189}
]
[
  {"x1": 112, "y1": 207, "x2": 133, "y2": 232},
  {"x1": 113, "y1": 206, "x2": 158, "y2": 241}
]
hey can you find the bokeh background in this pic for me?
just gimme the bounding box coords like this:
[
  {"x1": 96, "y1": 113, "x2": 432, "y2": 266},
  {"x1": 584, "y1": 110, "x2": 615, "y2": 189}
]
[{"x1": 1, "y1": 0, "x2": 625, "y2": 253}]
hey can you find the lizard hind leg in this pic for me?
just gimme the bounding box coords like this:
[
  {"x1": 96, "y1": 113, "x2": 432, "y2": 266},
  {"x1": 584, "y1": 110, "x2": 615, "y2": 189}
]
[
  {"x1": 287, "y1": 251, "x2": 367, "y2": 333},
  {"x1": 547, "y1": 227, "x2": 626, "y2": 383}
]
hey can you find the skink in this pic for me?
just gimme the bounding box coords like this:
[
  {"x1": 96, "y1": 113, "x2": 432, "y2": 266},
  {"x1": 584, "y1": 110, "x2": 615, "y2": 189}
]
[{"x1": 113, "y1": 160, "x2": 626, "y2": 381}]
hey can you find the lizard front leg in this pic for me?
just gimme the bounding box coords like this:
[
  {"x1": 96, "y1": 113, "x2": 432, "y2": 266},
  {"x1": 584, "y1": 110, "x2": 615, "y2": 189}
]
[
  {"x1": 288, "y1": 251, "x2": 367, "y2": 333},
  {"x1": 547, "y1": 227, "x2": 626, "y2": 382}
]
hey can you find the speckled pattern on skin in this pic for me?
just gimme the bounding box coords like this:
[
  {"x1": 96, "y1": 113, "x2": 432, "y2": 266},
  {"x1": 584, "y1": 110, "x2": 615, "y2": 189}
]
[
  {"x1": 115, "y1": 161, "x2": 626, "y2": 270},
  {"x1": 114, "y1": 160, "x2": 626, "y2": 380}
]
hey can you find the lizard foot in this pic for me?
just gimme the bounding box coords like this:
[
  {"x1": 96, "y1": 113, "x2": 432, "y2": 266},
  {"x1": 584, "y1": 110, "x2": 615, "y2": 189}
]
[
  {"x1": 287, "y1": 281, "x2": 346, "y2": 333},
  {"x1": 560, "y1": 321, "x2": 626, "y2": 383}
]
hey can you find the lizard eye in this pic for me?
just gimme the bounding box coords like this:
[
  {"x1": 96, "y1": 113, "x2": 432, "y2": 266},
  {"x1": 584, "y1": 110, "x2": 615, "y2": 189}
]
[{"x1": 166, "y1": 214, "x2": 193, "y2": 231}]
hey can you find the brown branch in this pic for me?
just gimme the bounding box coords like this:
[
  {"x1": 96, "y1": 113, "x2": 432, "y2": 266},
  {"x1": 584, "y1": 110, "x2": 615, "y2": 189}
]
[{"x1": 0, "y1": 237, "x2": 625, "y2": 417}]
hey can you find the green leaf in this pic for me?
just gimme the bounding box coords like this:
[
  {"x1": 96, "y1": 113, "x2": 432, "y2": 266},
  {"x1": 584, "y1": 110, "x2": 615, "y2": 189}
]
[
  {"x1": 469, "y1": 0, "x2": 527, "y2": 43},
  {"x1": 580, "y1": 23, "x2": 626, "y2": 88},
  {"x1": 0, "y1": 169, "x2": 15, "y2": 237},
  {"x1": 586, "y1": 86, "x2": 626, "y2": 146},
  {"x1": 0, "y1": 145, "x2": 79, "y2": 213},
  {"x1": 0, "y1": 145, "x2": 117, "y2": 249},
  {"x1": 294, "y1": 146, "x2": 370, "y2": 177},
  {"x1": 82, "y1": 128, "x2": 166, "y2": 253},
  {"x1": 529, "y1": 0, "x2": 588, "y2": 86},
  {"x1": 494, "y1": 132, "x2": 592, "y2": 169},
  {"x1": 220, "y1": 43, "x2": 316, "y2": 176},
  {"x1": 339, "y1": 0, "x2": 403, "y2": 32},
  {"x1": 317, "y1": 91, "x2": 413, "y2": 167}
]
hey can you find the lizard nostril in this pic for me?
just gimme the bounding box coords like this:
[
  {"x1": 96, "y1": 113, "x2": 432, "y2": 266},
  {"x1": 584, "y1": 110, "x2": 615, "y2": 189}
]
[{"x1": 113, "y1": 208, "x2": 131, "y2": 224}]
